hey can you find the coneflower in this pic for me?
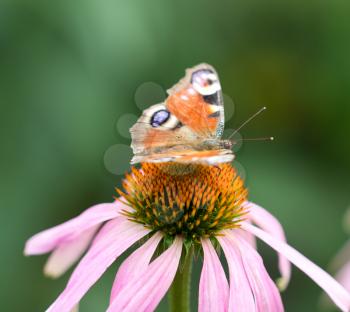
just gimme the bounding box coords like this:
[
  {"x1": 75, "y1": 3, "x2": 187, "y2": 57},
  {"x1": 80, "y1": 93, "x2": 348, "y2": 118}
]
[{"x1": 25, "y1": 163, "x2": 350, "y2": 312}]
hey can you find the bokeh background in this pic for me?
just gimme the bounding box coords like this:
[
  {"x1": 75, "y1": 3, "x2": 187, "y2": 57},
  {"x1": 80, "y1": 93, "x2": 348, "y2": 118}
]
[{"x1": 1, "y1": 0, "x2": 350, "y2": 311}]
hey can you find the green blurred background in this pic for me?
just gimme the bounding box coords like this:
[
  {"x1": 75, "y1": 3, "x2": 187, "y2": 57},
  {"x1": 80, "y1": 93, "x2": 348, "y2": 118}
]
[{"x1": 1, "y1": 0, "x2": 349, "y2": 311}]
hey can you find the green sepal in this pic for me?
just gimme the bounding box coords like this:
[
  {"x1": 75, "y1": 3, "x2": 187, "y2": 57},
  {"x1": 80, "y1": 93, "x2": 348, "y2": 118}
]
[
  {"x1": 183, "y1": 238, "x2": 193, "y2": 255},
  {"x1": 163, "y1": 234, "x2": 175, "y2": 249}
]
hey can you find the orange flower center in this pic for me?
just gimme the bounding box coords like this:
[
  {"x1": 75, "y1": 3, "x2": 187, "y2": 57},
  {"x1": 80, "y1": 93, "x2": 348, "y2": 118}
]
[{"x1": 118, "y1": 163, "x2": 248, "y2": 242}]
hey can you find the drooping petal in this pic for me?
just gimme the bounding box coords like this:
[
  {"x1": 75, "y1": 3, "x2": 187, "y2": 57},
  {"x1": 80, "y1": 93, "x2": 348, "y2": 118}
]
[
  {"x1": 242, "y1": 222, "x2": 350, "y2": 312},
  {"x1": 217, "y1": 235, "x2": 255, "y2": 311},
  {"x1": 247, "y1": 202, "x2": 291, "y2": 290},
  {"x1": 107, "y1": 236, "x2": 183, "y2": 312},
  {"x1": 46, "y1": 218, "x2": 150, "y2": 312},
  {"x1": 25, "y1": 201, "x2": 126, "y2": 255},
  {"x1": 44, "y1": 225, "x2": 99, "y2": 278},
  {"x1": 226, "y1": 230, "x2": 284, "y2": 311},
  {"x1": 199, "y1": 238, "x2": 229, "y2": 312},
  {"x1": 110, "y1": 232, "x2": 163, "y2": 301},
  {"x1": 238, "y1": 226, "x2": 257, "y2": 249},
  {"x1": 336, "y1": 262, "x2": 350, "y2": 293}
]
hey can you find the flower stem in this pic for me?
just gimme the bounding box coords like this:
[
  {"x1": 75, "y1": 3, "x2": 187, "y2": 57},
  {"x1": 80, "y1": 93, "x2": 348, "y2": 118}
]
[{"x1": 168, "y1": 248, "x2": 193, "y2": 312}]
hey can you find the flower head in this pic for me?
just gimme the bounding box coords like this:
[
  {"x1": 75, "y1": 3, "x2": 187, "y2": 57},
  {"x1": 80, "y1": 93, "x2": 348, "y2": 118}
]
[
  {"x1": 119, "y1": 163, "x2": 247, "y2": 241},
  {"x1": 25, "y1": 163, "x2": 350, "y2": 312}
]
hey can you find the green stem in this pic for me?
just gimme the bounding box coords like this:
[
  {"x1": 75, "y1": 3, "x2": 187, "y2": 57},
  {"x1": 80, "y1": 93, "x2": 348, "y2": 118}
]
[{"x1": 168, "y1": 248, "x2": 193, "y2": 312}]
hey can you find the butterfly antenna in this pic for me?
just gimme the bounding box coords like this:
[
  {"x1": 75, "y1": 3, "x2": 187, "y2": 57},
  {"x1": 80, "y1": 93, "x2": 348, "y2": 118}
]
[
  {"x1": 234, "y1": 137, "x2": 274, "y2": 142},
  {"x1": 227, "y1": 106, "x2": 267, "y2": 140}
]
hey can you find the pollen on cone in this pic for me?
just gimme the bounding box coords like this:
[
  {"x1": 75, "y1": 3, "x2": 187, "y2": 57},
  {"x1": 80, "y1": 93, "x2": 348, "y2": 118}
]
[{"x1": 118, "y1": 163, "x2": 248, "y2": 241}]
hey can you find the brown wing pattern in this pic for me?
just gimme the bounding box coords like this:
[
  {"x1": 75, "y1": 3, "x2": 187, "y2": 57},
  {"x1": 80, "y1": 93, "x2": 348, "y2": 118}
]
[
  {"x1": 166, "y1": 88, "x2": 221, "y2": 137},
  {"x1": 130, "y1": 103, "x2": 198, "y2": 156},
  {"x1": 129, "y1": 64, "x2": 232, "y2": 165},
  {"x1": 131, "y1": 149, "x2": 234, "y2": 165},
  {"x1": 165, "y1": 63, "x2": 225, "y2": 139}
]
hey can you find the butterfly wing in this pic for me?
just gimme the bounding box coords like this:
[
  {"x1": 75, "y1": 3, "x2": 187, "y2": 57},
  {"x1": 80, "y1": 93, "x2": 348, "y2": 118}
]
[
  {"x1": 166, "y1": 63, "x2": 225, "y2": 139},
  {"x1": 130, "y1": 64, "x2": 233, "y2": 165},
  {"x1": 131, "y1": 149, "x2": 234, "y2": 165},
  {"x1": 130, "y1": 103, "x2": 198, "y2": 157}
]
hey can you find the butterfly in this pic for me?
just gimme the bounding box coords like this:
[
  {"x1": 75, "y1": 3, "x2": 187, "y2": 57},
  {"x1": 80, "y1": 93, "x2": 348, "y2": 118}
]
[{"x1": 130, "y1": 63, "x2": 234, "y2": 165}]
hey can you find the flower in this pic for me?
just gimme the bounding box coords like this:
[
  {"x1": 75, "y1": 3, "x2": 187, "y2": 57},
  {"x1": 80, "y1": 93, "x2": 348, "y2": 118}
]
[{"x1": 25, "y1": 163, "x2": 350, "y2": 312}]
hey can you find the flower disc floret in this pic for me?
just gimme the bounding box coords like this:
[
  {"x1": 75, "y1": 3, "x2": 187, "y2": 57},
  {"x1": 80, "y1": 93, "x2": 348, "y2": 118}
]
[{"x1": 118, "y1": 163, "x2": 248, "y2": 241}]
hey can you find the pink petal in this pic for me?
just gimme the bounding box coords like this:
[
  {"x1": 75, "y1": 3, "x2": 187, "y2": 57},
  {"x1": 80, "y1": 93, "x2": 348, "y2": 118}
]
[
  {"x1": 238, "y1": 226, "x2": 257, "y2": 249},
  {"x1": 44, "y1": 225, "x2": 99, "y2": 278},
  {"x1": 217, "y1": 235, "x2": 256, "y2": 311},
  {"x1": 107, "y1": 236, "x2": 183, "y2": 312},
  {"x1": 242, "y1": 222, "x2": 350, "y2": 312},
  {"x1": 227, "y1": 230, "x2": 284, "y2": 311},
  {"x1": 110, "y1": 232, "x2": 163, "y2": 302},
  {"x1": 247, "y1": 202, "x2": 291, "y2": 290},
  {"x1": 199, "y1": 238, "x2": 229, "y2": 312},
  {"x1": 46, "y1": 218, "x2": 150, "y2": 312},
  {"x1": 25, "y1": 201, "x2": 126, "y2": 255},
  {"x1": 336, "y1": 262, "x2": 350, "y2": 293}
]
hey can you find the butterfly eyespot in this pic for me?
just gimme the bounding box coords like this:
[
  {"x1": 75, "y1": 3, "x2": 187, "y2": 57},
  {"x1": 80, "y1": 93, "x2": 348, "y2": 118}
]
[
  {"x1": 150, "y1": 110, "x2": 170, "y2": 127},
  {"x1": 205, "y1": 77, "x2": 215, "y2": 85},
  {"x1": 191, "y1": 69, "x2": 221, "y2": 96}
]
